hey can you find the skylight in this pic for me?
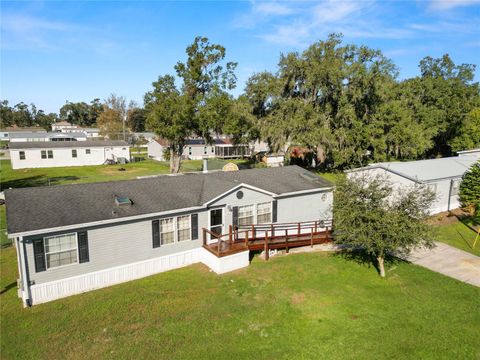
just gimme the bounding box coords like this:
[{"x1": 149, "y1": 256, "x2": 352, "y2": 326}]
[{"x1": 115, "y1": 196, "x2": 132, "y2": 206}]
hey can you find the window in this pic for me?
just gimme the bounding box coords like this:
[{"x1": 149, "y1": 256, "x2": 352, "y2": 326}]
[
  {"x1": 47, "y1": 150, "x2": 53, "y2": 159},
  {"x1": 257, "y1": 202, "x2": 272, "y2": 224},
  {"x1": 211, "y1": 147, "x2": 214, "y2": 153},
  {"x1": 238, "y1": 205, "x2": 254, "y2": 226},
  {"x1": 19, "y1": 151, "x2": 25, "y2": 160},
  {"x1": 86, "y1": 149, "x2": 91, "y2": 154},
  {"x1": 160, "y1": 218, "x2": 175, "y2": 245},
  {"x1": 44, "y1": 233, "x2": 78, "y2": 269},
  {"x1": 72, "y1": 149, "x2": 77, "y2": 158},
  {"x1": 41, "y1": 150, "x2": 47, "y2": 159},
  {"x1": 204, "y1": 147, "x2": 207, "y2": 155},
  {"x1": 188, "y1": 147, "x2": 192, "y2": 155},
  {"x1": 177, "y1": 215, "x2": 191, "y2": 241}
]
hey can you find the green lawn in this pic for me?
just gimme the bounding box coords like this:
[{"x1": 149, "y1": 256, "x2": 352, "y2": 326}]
[
  {"x1": 433, "y1": 220, "x2": 480, "y2": 257},
  {"x1": 1, "y1": 248, "x2": 478, "y2": 359},
  {"x1": 0, "y1": 158, "x2": 257, "y2": 191},
  {"x1": 0, "y1": 205, "x2": 9, "y2": 248}
]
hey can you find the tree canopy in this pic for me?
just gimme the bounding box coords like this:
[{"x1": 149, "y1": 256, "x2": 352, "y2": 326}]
[
  {"x1": 334, "y1": 174, "x2": 435, "y2": 277},
  {"x1": 459, "y1": 161, "x2": 480, "y2": 219}
]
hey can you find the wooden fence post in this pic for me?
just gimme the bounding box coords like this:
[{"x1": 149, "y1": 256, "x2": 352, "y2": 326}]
[
  {"x1": 285, "y1": 229, "x2": 289, "y2": 253},
  {"x1": 310, "y1": 228, "x2": 314, "y2": 248},
  {"x1": 265, "y1": 231, "x2": 269, "y2": 261}
]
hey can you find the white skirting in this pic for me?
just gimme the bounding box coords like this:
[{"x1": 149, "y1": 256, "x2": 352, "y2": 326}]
[
  {"x1": 28, "y1": 247, "x2": 250, "y2": 305},
  {"x1": 30, "y1": 249, "x2": 202, "y2": 305}
]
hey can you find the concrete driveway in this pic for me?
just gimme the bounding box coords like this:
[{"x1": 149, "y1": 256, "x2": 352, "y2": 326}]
[{"x1": 407, "y1": 241, "x2": 480, "y2": 287}]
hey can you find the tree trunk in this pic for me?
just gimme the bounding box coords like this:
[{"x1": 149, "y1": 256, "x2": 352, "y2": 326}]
[
  {"x1": 169, "y1": 148, "x2": 181, "y2": 174},
  {"x1": 377, "y1": 255, "x2": 386, "y2": 278},
  {"x1": 316, "y1": 144, "x2": 326, "y2": 166}
]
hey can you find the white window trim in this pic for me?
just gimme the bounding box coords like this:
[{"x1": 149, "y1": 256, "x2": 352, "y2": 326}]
[
  {"x1": 43, "y1": 232, "x2": 79, "y2": 270},
  {"x1": 160, "y1": 214, "x2": 192, "y2": 245},
  {"x1": 256, "y1": 202, "x2": 273, "y2": 224}
]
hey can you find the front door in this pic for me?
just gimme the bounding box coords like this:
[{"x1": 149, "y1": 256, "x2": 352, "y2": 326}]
[{"x1": 210, "y1": 208, "x2": 223, "y2": 238}]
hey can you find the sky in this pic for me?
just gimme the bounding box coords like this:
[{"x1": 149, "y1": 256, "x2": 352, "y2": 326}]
[{"x1": 1, "y1": 0, "x2": 479, "y2": 114}]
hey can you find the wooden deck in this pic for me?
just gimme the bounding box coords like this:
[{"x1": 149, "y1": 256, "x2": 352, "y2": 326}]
[{"x1": 202, "y1": 220, "x2": 333, "y2": 259}]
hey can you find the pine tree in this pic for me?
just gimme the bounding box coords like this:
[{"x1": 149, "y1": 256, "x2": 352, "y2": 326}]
[{"x1": 460, "y1": 161, "x2": 480, "y2": 218}]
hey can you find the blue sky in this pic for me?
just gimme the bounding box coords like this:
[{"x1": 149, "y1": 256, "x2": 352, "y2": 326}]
[{"x1": 1, "y1": 0, "x2": 479, "y2": 113}]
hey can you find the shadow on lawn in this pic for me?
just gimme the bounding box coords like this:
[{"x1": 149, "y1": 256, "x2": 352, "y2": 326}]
[
  {"x1": 1, "y1": 175, "x2": 81, "y2": 191},
  {"x1": 0, "y1": 282, "x2": 16, "y2": 296},
  {"x1": 333, "y1": 248, "x2": 406, "y2": 276}
]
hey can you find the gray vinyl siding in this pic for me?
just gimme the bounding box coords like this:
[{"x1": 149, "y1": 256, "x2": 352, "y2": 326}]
[
  {"x1": 276, "y1": 191, "x2": 332, "y2": 223},
  {"x1": 25, "y1": 210, "x2": 209, "y2": 285}
]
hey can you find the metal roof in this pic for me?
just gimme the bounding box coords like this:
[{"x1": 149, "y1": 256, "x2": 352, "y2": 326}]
[
  {"x1": 9, "y1": 140, "x2": 129, "y2": 149},
  {"x1": 5, "y1": 165, "x2": 332, "y2": 234},
  {"x1": 354, "y1": 156, "x2": 479, "y2": 182}
]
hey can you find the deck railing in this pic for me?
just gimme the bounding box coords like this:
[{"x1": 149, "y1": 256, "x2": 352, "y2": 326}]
[{"x1": 202, "y1": 219, "x2": 333, "y2": 258}]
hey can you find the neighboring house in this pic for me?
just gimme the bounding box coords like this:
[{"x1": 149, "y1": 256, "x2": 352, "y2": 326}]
[
  {"x1": 9, "y1": 132, "x2": 88, "y2": 143},
  {"x1": 61, "y1": 127, "x2": 101, "y2": 138},
  {"x1": 457, "y1": 148, "x2": 480, "y2": 157},
  {"x1": 0, "y1": 127, "x2": 47, "y2": 141},
  {"x1": 133, "y1": 132, "x2": 156, "y2": 143},
  {"x1": 347, "y1": 152, "x2": 480, "y2": 214},
  {"x1": 148, "y1": 138, "x2": 251, "y2": 161},
  {"x1": 51, "y1": 121, "x2": 78, "y2": 132},
  {"x1": 5, "y1": 165, "x2": 334, "y2": 306},
  {"x1": 262, "y1": 153, "x2": 285, "y2": 167},
  {"x1": 9, "y1": 141, "x2": 130, "y2": 169}
]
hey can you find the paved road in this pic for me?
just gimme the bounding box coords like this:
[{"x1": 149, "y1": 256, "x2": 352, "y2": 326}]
[{"x1": 407, "y1": 241, "x2": 480, "y2": 287}]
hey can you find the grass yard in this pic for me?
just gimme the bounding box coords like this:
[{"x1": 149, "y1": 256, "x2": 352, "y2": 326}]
[
  {"x1": 1, "y1": 248, "x2": 479, "y2": 360},
  {"x1": 0, "y1": 205, "x2": 9, "y2": 248},
  {"x1": 0, "y1": 158, "x2": 258, "y2": 191},
  {"x1": 433, "y1": 220, "x2": 480, "y2": 257}
]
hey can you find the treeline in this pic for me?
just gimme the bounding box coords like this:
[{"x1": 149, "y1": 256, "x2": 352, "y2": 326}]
[
  {"x1": 0, "y1": 97, "x2": 147, "y2": 138},
  {"x1": 2, "y1": 34, "x2": 479, "y2": 170}
]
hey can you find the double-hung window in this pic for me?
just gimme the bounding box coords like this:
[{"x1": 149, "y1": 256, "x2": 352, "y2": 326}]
[
  {"x1": 47, "y1": 150, "x2": 53, "y2": 159},
  {"x1": 72, "y1": 149, "x2": 77, "y2": 158},
  {"x1": 238, "y1": 205, "x2": 254, "y2": 226},
  {"x1": 257, "y1": 202, "x2": 272, "y2": 224},
  {"x1": 41, "y1": 150, "x2": 47, "y2": 159},
  {"x1": 44, "y1": 233, "x2": 78, "y2": 269},
  {"x1": 86, "y1": 149, "x2": 91, "y2": 154},
  {"x1": 160, "y1": 218, "x2": 175, "y2": 245},
  {"x1": 19, "y1": 151, "x2": 26, "y2": 160},
  {"x1": 177, "y1": 215, "x2": 191, "y2": 241},
  {"x1": 204, "y1": 146, "x2": 207, "y2": 155}
]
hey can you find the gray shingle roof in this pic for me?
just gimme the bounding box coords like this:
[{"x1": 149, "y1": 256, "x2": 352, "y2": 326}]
[
  {"x1": 9, "y1": 140, "x2": 129, "y2": 149},
  {"x1": 5, "y1": 166, "x2": 332, "y2": 234}
]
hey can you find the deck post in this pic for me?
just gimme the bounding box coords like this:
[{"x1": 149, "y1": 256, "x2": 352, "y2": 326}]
[
  {"x1": 297, "y1": 223, "x2": 301, "y2": 236},
  {"x1": 217, "y1": 238, "x2": 221, "y2": 257},
  {"x1": 265, "y1": 231, "x2": 269, "y2": 261},
  {"x1": 271, "y1": 224, "x2": 274, "y2": 239},
  {"x1": 314, "y1": 221, "x2": 318, "y2": 234},
  {"x1": 251, "y1": 224, "x2": 255, "y2": 240},
  {"x1": 325, "y1": 226, "x2": 329, "y2": 242},
  {"x1": 310, "y1": 228, "x2": 314, "y2": 248},
  {"x1": 203, "y1": 228, "x2": 207, "y2": 246},
  {"x1": 245, "y1": 230, "x2": 249, "y2": 247},
  {"x1": 229, "y1": 225, "x2": 233, "y2": 245},
  {"x1": 285, "y1": 229, "x2": 289, "y2": 253}
]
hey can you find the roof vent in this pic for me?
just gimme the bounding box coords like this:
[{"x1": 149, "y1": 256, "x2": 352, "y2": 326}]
[{"x1": 115, "y1": 196, "x2": 133, "y2": 206}]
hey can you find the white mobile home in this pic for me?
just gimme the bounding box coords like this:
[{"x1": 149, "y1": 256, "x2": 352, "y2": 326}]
[
  {"x1": 6, "y1": 166, "x2": 334, "y2": 306},
  {"x1": 9, "y1": 141, "x2": 130, "y2": 169},
  {"x1": 9, "y1": 132, "x2": 87, "y2": 142},
  {"x1": 347, "y1": 152, "x2": 480, "y2": 214}
]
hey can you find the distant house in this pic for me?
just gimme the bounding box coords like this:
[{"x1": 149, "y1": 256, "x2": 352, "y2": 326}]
[
  {"x1": 347, "y1": 150, "x2": 480, "y2": 214},
  {"x1": 9, "y1": 132, "x2": 88, "y2": 143},
  {"x1": 9, "y1": 140, "x2": 130, "y2": 169},
  {"x1": 262, "y1": 152, "x2": 285, "y2": 167},
  {"x1": 51, "y1": 121, "x2": 78, "y2": 132},
  {"x1": 0, "y1": 127, "x2": 47, "y2": 141},
  {"x1": 148, "y1": 138, "x2": 251, "y2": 161},
  {"x1": 5, "y1": 165, "x2": 333, "y2": 306}
]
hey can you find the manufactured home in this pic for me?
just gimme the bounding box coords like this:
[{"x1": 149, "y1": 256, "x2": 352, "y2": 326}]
[
  {"x1": 5, "y1": 166, "x2": 333, "y2": 306},
  {"x1": 9, "y1": 140, "x2": 130, "y2": 169},
  {"x1": 148, "y1": 138, "x2": 251, "y2": 161},
  {"x1": 9, "y1": 132, "x2": 87, "y2": 142},
  {"x1": 347, "y1": 151, "x2": 480, "y2": 214}
]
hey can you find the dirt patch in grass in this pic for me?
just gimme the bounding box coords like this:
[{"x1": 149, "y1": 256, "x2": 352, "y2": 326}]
[{"x1": 291, "y1": 292, "x2": 306, "y2": 305}]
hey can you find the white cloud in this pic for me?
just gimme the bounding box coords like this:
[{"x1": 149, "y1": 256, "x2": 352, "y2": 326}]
[
  {"x1": 428, "y1": 0, "x2": 479, "y2": 11},
  {"x1": 254, "y1": 2, "x2": 294, "y2": 16}
]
